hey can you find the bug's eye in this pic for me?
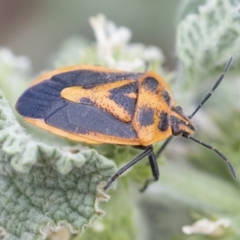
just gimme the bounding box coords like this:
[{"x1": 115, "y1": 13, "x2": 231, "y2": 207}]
[{"x1": 174, "y1": 106, "x2": 183, "y2": 114}]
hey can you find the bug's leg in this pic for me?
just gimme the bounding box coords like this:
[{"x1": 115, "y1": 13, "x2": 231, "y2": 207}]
[
  {"x1": 139, "y1": 137, "x2": 173, "y2": 192},
  {"x1": 103, "y1": 146, "x2": 153, "y2": 190},
  {"x1": 139, "y1": 151, "x2": 159, "y2": 192},
  {"x1": 155, "y1": 136, "x2": 173, "y2": 159}
]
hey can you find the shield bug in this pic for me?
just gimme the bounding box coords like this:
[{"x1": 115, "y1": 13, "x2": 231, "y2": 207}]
[{"x1": 15, "y1": 58, "x2": 236, "y2": 191}]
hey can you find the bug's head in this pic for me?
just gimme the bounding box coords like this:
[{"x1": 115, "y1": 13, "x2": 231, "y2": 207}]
[{"x1": 170, "y1": 106, "x2": 195, "y2": 136}]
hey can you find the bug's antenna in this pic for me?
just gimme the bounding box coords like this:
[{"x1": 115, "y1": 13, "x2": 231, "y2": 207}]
[
  {"x1": 188, "y1": 57, "x2": 233, "y2": 119},
  {"x1": 182, "y1": 134, "x2": 236, "y2": 179}
]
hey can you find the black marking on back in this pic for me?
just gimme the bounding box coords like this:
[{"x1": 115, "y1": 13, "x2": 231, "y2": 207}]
[
  {"x1": 138, "y1": 107, "x2": 154, "y2": 126},
  {"x1": 80, "y1": 97, "x2": 95, "y2": 105},
  {"x1": 158, "y1": 112, "x2": 169, "y2": 131},
  {"x1": 142, "y1": 77, "x2": 159, "y2": 92},
  {"x1": 44, "y1": 100, "x2": 89, "y2": 134},
  {"x1": 16, "y1": 81, "x2": 63, "y2": 119},
  {"x1": 16, "y1": 69, "x2": 143, "y2": 119},
  {"x1": 45, "y1": 101, "x2": 138, "y2": 139},
  {"x1": 162, "y1": 90, "x2": 171, "y2": 106},
  {"x1": 51, "y1": 70, "x2": 143, "y2": 89},
  {"x1": 109, "y1": 82, "x2": 138, "y2": 116}
]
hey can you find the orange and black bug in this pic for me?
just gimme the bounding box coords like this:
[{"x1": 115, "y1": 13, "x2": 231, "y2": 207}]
[{"x1": 15, "y1": 58, "x2": 236, "y2": 191}]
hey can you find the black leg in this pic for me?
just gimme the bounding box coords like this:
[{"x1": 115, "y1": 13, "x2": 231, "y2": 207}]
[
  {"x1": 139, "y1": 151, "x2": 159, "y2": 192},
  {"x1": 138, "y1": 137, "x2": 173, "y2": 192},
  {"x1": 103, "y1": 145, "x2": 153, "y2": 190},
  {"x1": 155, "y1": 136, "x2": 173, "y2": 159}
]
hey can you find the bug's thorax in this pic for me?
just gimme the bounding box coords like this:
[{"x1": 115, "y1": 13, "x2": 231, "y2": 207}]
[{"x1": 169, "y1": 106, "x2": 195, "y2": 136}]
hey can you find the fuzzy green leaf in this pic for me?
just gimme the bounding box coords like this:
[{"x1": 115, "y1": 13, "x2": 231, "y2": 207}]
[
  {"x1": 0, "y1": 90, "x2": 116, "y2": 240},
  {"x1": 177, "y1": 0, "x2": 240, "y2": 82}
]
